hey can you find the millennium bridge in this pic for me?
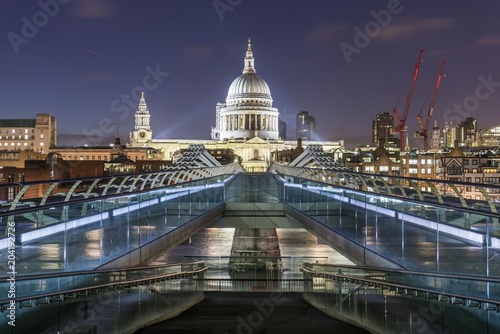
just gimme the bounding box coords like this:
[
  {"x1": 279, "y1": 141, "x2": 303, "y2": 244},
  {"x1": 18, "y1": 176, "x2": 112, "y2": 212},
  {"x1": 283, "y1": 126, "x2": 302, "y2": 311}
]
[{"x1": 2, "y1": 145, "x2": 500, "y2": 333}]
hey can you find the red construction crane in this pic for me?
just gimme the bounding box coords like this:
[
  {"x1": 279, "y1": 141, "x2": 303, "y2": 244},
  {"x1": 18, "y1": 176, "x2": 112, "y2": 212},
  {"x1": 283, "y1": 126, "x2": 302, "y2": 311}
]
[
  {"x1": 393, "y1": 48, "x2": 424, "y2": 152},
  {"x1": 417, "y1": 59, "x2": 445, "y2": 151}
]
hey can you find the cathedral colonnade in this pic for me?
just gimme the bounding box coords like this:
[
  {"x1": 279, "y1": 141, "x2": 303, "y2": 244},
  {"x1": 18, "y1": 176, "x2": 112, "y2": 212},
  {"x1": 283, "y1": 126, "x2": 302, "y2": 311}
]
[{"x1": 220, "y1": 112, "x2": 279, "y2": 132}]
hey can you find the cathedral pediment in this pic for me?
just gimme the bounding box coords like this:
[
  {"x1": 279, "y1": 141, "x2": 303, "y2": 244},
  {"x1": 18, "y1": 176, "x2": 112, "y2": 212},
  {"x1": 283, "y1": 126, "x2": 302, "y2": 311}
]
[{"x1": 243, "y1": 136, "x2": 269, "y2": 145}]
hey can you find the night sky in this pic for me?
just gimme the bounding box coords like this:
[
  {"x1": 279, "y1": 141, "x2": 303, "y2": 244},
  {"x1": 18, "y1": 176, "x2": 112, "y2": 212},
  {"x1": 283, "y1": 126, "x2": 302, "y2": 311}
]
[{"x1": 2, "y1": 0, "x2": 500, "y2": 148}]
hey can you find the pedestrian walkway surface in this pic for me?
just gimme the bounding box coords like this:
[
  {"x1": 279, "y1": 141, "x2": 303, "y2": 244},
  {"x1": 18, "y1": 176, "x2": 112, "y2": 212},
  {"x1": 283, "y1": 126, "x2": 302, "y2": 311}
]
[{"x1": 136, "y1": 292, "x2": 369, "y2": 334}]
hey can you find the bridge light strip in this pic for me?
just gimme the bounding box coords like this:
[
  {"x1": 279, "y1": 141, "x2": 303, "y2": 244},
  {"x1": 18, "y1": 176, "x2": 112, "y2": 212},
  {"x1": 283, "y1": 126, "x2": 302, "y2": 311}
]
[{"x1": 285, "y1": 182, "x2": 490, "y2": 247}]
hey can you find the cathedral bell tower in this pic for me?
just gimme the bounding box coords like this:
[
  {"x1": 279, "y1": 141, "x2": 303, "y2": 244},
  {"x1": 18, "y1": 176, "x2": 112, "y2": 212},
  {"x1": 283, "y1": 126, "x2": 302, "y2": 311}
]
[{"x1": 131, "y1": 92, "x2": 153, "y2": 144}]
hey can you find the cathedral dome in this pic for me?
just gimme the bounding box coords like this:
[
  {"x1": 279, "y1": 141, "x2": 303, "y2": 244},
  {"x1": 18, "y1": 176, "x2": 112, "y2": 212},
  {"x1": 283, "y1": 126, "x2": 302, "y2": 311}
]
[
  {"x1": 211, "y1": 39, "x2": 279, "y2": 142},
  {"x1": 227, "y1": 73, "x2": 271, "y2": 100},
  {"x1": 225, "y1": 39, "x2": 273, "y2": 107}
]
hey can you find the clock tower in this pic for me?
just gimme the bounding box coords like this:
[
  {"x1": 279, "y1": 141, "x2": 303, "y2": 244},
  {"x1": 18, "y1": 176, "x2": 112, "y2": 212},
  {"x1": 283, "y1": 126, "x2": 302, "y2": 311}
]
[{"x1": 131, "y1": 92, "x2": 153, "y2": 144}]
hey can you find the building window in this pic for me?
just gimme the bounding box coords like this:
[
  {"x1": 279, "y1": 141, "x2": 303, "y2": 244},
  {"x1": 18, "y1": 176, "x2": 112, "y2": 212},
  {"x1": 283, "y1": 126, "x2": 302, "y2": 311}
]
[
  {"x1": 475, "y1": 177, "x2": 481, "y2": 182},
  {"x1": 421, "y1": 168, "x2": 426, "y2": 174},
  {"x1": 11, "y1": 129, "x2": 15, "y2": 134},
  {"x1": 463, "y1": 159, "x2": 469, "y2": 165},
  {"x1": 447, "y1": 161, "x2": 462, "y2": 175},
  {"x1": 409, "y1": 168, "x2": 418, "y2": 174},
  {"x1": 472, "y1": 159, "x2": 478, "y2": 165}
]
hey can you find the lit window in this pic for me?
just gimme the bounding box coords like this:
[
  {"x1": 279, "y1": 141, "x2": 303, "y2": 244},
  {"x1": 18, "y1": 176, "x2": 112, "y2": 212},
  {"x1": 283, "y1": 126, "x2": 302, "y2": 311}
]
[
  {"x1": 421, "y1": 168, "x2": 426, "y2": 174},
  {"x1": 25, "y1": 129, "x2": 28, "y2": 134},
  {"x1": 24, "y1": 135, "x2": 28, "y2": 139},
  {"x1": 11, "y1": 129, "x2": 15, "y2": 134},
  {"x1": 40, "y1": 142, "x2": 44, "y2": 146}
]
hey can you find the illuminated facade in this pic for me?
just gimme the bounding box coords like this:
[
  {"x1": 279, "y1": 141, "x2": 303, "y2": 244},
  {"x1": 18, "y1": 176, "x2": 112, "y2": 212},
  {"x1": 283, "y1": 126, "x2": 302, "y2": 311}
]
[
  {"x1": 211, "y1": 39, "x2": 279, "y2": 141},
  {"x1": 130, "y1": 92, "x2": 153, "y2": 144},
  {"x1": 0, "y1": 113, "x2": 56, "y2": 154},
  {"x1": 479, "y1": 125, "x2": 500, "y2": 146},
  {"x1": 372, "y1": 112, "x2": 394, "y2": 145},
  {"x1": 296, "y1": 111, "x2": 316, "y2": 141},
  {"x1": 128, "y1": 40, "x2": 344, "y2": 171}
]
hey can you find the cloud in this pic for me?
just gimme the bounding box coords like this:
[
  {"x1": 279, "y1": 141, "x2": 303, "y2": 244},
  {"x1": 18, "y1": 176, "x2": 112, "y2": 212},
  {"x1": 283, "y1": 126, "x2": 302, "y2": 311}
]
[
  {"x1": 476, "y1": 36, "x2": 500, "y2": 46},
  {"x1": 304, "y1": 23, "x2": 346, "y2": 42},
  {"x1": 180, "y1": 45, "x2": 215, "y2": 62},
  {"x1": 70, "y1": 0, "x2": 118, "y2": 19},
  {"x1": 378, "y1": 17, "x2": 455, "y2": 42}
]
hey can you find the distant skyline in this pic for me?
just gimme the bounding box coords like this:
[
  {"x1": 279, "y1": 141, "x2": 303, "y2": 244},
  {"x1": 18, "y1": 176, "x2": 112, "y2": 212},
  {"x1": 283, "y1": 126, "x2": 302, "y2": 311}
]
[{"x1": 2, "y1": 0, "x2": 500, "y2": 148}]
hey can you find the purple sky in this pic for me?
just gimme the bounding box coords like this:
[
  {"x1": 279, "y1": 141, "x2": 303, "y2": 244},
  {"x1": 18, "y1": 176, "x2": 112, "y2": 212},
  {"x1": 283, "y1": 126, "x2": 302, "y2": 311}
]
[{"x1": 2, "y1": 0, "x2": 500, "y2": 148}]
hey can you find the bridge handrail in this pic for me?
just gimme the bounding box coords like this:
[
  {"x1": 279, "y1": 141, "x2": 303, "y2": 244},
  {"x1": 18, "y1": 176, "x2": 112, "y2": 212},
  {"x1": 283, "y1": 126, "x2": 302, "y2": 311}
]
[
  {"x1": 270, "y1": 163, "x2": 500, "y2": 214},
  {"x1": 0, "y1": 262, "x2": 207, "y2": 310},
  {"x1": 0, "y1": 163, "x2": 242, "y2": 212},
  {"x1": 301, "y1": 261, "x2": 500, "y2": 285},
  {"x1": 301, "y1": 267, "x2": 500, "y2": 311}
]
